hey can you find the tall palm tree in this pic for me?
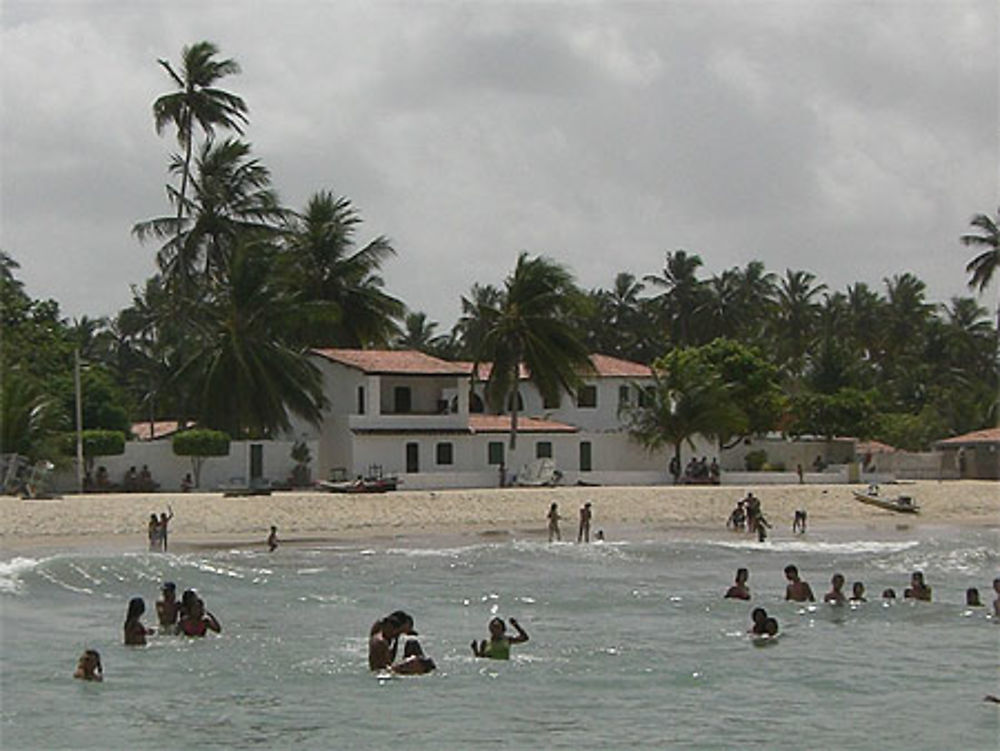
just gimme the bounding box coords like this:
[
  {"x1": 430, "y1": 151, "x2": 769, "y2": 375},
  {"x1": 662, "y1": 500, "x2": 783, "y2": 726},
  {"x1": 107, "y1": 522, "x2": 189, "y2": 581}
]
[
  {"x1": 471, "y1": 253, "x2": 592, "y2": 450},
  {"x1": 134, "y1": 138, "x2": 286, "y2": 285},
  {"x1": 452, "y1": 283, "x2": 504, "y2": 359},
  {"x1": 279, "y1": 191, "x2": 403, "y2": 348},
  {"x1": 961, "y1": 208, "x2": 1000, "y2": 336},
  {"x1": 395, "y1": 311, "x2": 449, "y2": 355},
  {"x1": 773, "y1": 269, "x2": 826, "y2": 377},
  {"x1": 152, "y1": 41, "x2": 248, "y2": 288},
  {"x1": 177, "y1": 237, "x2": 327, "y2": 437},
  {"x1": 644, "y1": 250, "x2": 707, "y2": 348}
]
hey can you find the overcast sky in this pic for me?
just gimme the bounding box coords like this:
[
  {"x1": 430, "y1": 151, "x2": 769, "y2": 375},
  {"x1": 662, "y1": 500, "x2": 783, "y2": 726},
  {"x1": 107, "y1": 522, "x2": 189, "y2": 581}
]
[{"x1": 2, "y1": 1, "x2": 997, "y2": 332}]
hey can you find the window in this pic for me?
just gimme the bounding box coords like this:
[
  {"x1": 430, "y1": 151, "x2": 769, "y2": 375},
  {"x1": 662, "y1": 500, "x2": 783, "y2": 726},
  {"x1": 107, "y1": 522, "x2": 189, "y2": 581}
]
[
  {"x1": 394, "y1": 386, "x2": 412, "y2": 413},
  {"x1": 618, "y1": 385, "x2": 630, "y2": 409},
  {"x1": 543, "y1": 390, "x2": 561, "y2": 409},
  {"x1": 405, "y1": 442, "x2": 419, "y2": 473},
  {"x1": 357, "y1": 386, "x2": 365, "y2": 415},
  {"x1": 488, "y1": 442, "x2": 504, "y2": 465},
  {"x1": 436, "y1": 442, "x2": 454, "y2": 466},
  {"x1": 638, "y1": 386, "x2": 655, "y2": 408},
  {"x1": 579, "y1": 441, "x2": 592, "y2": 472},
  {"x1": 577, "y1": 385, "x2": 597, "y2": 408},
  {"x1": 536, "y1": 441, "x2": 553, "y2": 459}
]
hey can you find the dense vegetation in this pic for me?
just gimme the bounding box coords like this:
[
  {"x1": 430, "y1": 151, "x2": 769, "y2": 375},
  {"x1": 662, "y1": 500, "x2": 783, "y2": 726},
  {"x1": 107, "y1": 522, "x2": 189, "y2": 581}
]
[{"x1": 2, "y1": 41, "x2": 996, "y2": 463}]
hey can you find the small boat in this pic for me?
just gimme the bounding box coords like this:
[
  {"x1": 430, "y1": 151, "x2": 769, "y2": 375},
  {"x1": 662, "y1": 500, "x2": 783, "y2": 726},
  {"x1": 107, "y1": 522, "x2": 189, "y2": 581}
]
[
  {"x1": 318, "y1": 476, "x2": 399, "y2": 494},
  {"x1": 852, "y1": 487, "x2": 919, "y2": 514}
]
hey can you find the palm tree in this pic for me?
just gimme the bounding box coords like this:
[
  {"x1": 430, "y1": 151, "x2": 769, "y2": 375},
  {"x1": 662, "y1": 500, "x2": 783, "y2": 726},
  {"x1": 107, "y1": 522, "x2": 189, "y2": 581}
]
[
  {"x1": 177, "y1": 237, "x2": 327, "y2": 437},
  {"x1": 623, "y1": 350, "x2": 745, "y2": 483},
  {"x1": 279, "y1": 191, "x2": 403, "y2": 348},
  {"x1": 395, "y1": 311, "x2": 449, "y2": 355},
  {"x1": 452, "y1": 283, "x2": 503, "y2": 359},
  {"x1": 152, "y1": 41, "x2": 248, "y2": 288},
  {"x1": 961, "y1": 208, "x2": 1000, "y2": 336},
  {"x1": 134, "y1": 138, "x2": 286, "y2": 285},
  {"x1": 644, "y1": 250, "x2": 707, "y2": 347},
  {"x1": 772, "y1": 269, "x2": 826, "y2": 377},
  {"x1": 471, "y1": 253, "x2": 592, "y2": 450}
]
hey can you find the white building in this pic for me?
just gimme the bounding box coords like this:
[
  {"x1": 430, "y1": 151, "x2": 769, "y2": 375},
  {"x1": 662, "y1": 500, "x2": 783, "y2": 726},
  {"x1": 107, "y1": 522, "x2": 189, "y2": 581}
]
[{"x1": 292, "y1": 349, "x2": 706, "y2": 489}]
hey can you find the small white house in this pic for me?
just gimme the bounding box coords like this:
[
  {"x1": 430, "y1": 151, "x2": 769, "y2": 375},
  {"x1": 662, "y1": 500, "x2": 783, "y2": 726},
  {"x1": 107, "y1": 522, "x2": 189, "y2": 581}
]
[{"x1": 291, "y1": 350, "x2": 712, "y2": 489}]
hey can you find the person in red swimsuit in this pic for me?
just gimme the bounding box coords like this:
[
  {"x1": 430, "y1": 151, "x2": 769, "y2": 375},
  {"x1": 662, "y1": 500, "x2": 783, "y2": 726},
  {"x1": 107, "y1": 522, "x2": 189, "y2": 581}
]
[{"x1": 176, "y1": 594, "x2": 221, "y2": 637}]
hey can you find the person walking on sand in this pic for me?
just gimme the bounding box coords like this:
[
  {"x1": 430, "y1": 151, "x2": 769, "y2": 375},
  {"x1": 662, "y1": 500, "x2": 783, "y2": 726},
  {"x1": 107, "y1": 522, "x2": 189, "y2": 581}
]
[
  {"x1": 578, "y1": 502, "x2": 592, "y2": 543},
  {"x1": 792, "y1": 509, "x2": 807, "y2": 534},
  {"x1": 784, "y1": 564, "x2": 815, "y2": 602},
  {"x1": 147, "y1": 513, "x2": 160, "y2": 551},
  {"x1": 547, "y1": 502, "x2": 561, "y2": 542},
  {"x1": 267, "y1": 526, "x2": 279, "y2": 552},
  {"x1": 159, "y1": 506, "x2": 174, "y2": 552}
]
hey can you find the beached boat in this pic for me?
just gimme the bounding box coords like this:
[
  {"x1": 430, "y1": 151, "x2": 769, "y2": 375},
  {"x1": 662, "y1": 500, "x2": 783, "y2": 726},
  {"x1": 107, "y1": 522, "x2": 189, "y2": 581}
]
[
  {"x1": 852, "y1": 488, "x2": 919, "y2": 513},
  {"x1": 317, "y1": 476, "x2": 399, "y2": 494}
]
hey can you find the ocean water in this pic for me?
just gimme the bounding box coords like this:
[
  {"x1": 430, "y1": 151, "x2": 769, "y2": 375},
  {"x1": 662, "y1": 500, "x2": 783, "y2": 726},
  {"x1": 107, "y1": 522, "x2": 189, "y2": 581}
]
[{"x1": 1, "y1": 525, "x2": 998, "y2": 750}]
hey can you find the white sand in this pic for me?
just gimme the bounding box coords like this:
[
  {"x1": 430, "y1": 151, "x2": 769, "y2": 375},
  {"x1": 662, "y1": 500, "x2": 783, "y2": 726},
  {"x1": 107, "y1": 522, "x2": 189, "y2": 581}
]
[{"x1": 1, "y1": 480, "x2": 997, "y2": 552}]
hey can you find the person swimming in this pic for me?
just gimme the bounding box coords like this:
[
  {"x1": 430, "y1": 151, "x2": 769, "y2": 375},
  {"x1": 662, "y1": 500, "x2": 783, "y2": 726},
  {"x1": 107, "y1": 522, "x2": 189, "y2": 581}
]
[
  {"x1": 882, "y1": 588, "x2": 897, "y2": 600},
  {"x1": 471, "y1": 616, "x2": 529, "y2": 659},
  {"x1": 907, "y1": 571, "x2": 932, "y2": 602},
  {"x1": 824, "y1": 573, "x2": 847, "y2": 605},
  {"x1": 369, "y1": 611, "x2": 417, "y2": 670},
  {"x1": 850, "y1": 581, "x2": 867, "y2": 603},
  {"x1": 176, "y1": 594, "x2": 221, "y2": 637},
  {"x1": 748, "y1": 607, "x2": 769, "y2": 635},
  {"x1": 74, "y1": 649, "x2": 103, "y2": 681},
  {"x1": 965, "y1": 587, "x2": 982, "y2": 607},
  {"x1": 124, "y1": 597, "x2": 154, "y2": 646},
  {"x1": 762, "y1": 617, "x2": 779, "y2": 636},
  {"x1": 391, "y1": 639, "x2": 436, "y2": 675},
  {"x1": 156, "y1": 581, "x2": 180, "y2": 628},
  {"x1": 784, "y1": 565, "x2": 815, "y2": 602},
  {"x1": 724, "y1": 567, "x2": 751, "y2": 600}
]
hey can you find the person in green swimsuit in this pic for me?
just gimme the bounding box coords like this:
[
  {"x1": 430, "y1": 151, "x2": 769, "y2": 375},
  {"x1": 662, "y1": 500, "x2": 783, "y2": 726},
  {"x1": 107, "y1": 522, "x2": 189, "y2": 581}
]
[{"x1": 471, "y1": 616, "x2": 529, "y2": 659}]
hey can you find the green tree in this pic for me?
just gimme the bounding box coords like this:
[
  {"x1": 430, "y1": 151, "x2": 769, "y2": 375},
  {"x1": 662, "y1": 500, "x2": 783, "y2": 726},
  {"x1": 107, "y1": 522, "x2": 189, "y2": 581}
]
[
  {"x1": 471, "y1": 253, "x2": 592, "y2": 450},
  {"x1": 279, "y1": 191, "x2": 403, "y2": 348},
  {"x1": 644, "y1": 250, "x2": 707, "y2": 348},
  {"x1": 624, "y1": 349, "x2": 746, "y2": 482},
  {"x1": 174, "y1": 238, "x2": 327, "y2": 438},
  {"x1": 152, "y1": 41, "x2": 248, "y2": 290},
  {"x1": 172, "y1": 428, "x2": 230, "y2": 488},
  {"x1": 772, "y1": 269, "x2": 826, "y2": 377},
  {"x1": 960, "y1": 208, "x2": 1000, "y2": 338},
  {"x1": 395, "y1": 311, "x2": 451, "y2": 356},
  {"x1": 60, "y1": 429, "x2": 126, "y2": 474},
  {"x1": 788, "y1": 388, "x2": 877, "y2": 441}
]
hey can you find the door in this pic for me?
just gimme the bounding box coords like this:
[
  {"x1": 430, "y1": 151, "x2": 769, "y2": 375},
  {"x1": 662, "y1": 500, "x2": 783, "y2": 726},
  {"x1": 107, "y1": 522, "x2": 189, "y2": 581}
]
[
  {"x1": 405, "y1": 442, "x2": 419, "y2": 473},
  {"x1": 250, "y1": 444, "x2": 264, "y2": 486}
]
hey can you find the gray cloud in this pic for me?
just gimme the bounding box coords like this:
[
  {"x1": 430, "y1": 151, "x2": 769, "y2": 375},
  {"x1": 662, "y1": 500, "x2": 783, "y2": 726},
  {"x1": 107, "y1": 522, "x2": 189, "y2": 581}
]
[{"x1": 2, "y1": 0, "x2": 995, "y2": 333}]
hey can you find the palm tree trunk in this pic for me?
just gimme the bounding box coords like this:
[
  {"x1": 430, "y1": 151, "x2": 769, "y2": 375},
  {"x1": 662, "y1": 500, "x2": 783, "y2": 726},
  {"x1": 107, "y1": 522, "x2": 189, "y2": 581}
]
[{"x1": 508, "y1": 383, "x2": 519, "y2": 451}]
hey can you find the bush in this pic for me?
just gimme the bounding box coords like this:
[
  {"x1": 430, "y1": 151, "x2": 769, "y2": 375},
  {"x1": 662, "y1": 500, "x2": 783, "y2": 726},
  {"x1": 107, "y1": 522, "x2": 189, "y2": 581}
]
[
  {"x1": 744, "y1": 449, "x2": 768, "y2": 471},
  {"x1": 60, "y1": 429, "x2": 126, "y2": 472},
  {"x1": 172, "y1": 429, "x2": 230, "y2": 488}
]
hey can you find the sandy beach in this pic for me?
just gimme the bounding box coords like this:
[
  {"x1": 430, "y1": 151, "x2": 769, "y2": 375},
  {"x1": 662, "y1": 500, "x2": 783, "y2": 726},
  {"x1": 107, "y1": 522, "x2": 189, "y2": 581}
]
[{"x1": 1, "y1": 480, "x2": 997, "y2": 552}]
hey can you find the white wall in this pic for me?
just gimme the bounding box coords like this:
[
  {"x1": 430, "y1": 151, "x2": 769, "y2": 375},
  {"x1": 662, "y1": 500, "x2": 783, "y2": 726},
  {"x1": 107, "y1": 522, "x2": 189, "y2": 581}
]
[{"x1": 50, "y1": 439, "x2": 315, "y2": 492}]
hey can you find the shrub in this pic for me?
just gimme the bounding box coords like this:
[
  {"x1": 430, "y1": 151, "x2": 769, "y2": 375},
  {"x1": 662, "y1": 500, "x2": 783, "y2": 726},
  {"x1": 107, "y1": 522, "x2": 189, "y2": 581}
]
[
  {"x1": 172, "y1": 429, "x2": 230, "y2": 488},
  {"x1": 744, "y1": 449, "x2": 768, "y2": 471}
]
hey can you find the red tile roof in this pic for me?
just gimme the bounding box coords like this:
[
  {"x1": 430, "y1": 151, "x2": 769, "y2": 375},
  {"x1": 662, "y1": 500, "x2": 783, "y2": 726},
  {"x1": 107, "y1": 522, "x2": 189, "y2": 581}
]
[
  {"x1": 934, "y1": 427, "x2": 1000, "y2": 446},
  {"x1": 856, "y1": 439, "x2": 898, "y2": 454},
  {"x1": 313, "y1": 349, "x2": 469, "y2": 376},
  {"x1": 131, "y1": 421, "x2": 184, "y2": 441},
  {"x1": 468, "y1": 415, "x2": 578, "y2": 434},
  {"x1": 460, "y1": 354, "x2": 650, "y2": 380}
]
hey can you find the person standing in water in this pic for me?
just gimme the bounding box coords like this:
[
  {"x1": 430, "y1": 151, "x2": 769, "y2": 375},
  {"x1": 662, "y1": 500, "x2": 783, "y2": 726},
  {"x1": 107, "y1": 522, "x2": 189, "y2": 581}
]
[
  {"x1": 267, "y1": 526, "x2": 279, "y2": 552},
  {"x1": 124, "y1": 597, "x2": 154, "y2": 645},
  {"x1": 784, "y1": 565, "x2": 816, "y2": 602},
  {"x1": 725, "y1": 568, "x2": 751, "y2": 600},
  {"x1": 471, "y1": 616, "x2": 529, "y2": 660},
  {"x1": 156, "y1": 581, "x2": 180, "y2": 629},
  {"x1": 905, "y1": 570, "x2": 932, "y2": 601},
  {"x1": 369, "y1": 611, "x2": 417, "y2": 670},
  {"x1": 547, "y1": 503, "x2": 561, "y2": 542},
  {"x1": 159, "y1": 506, "x2": 174, "y2": 552},
  {"x1": 578, "y1": 502, "x2": 592, "y2": 543},
  {"x1": 824, "y1": 573, "x2": 847, "y2": 605}
]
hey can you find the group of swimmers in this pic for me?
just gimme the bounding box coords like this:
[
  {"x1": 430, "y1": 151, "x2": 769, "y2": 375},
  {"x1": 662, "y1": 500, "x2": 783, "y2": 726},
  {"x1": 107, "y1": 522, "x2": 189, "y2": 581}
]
[
  {"x1": 76, "y1": 581, "x2": 222, "y2": 681},
  {"x1": 724, "y1": 565, "x2": 1000, "y2": 613},
  {"x1": 366, "y1": 610, "x2": 530, "y2": 676}
]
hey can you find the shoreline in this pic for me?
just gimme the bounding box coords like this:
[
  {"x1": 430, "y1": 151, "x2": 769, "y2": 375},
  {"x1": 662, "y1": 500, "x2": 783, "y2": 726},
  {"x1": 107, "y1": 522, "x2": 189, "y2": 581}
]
[{"x1": 2, "y1": 480, "x2": 997, "y2": 556}]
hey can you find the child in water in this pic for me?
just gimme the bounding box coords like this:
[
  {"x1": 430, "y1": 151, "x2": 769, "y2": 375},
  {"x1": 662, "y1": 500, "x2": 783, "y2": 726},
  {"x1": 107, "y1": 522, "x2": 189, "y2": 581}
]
[
  {"x1": 74, "y1": 649, "x2": 103, "y2": 681},
  {"x1": 124, "y1": 597, "x2": 154, "y2": 645},
  {"x1": 176, "y1": 592, "x2": 222, "y2": 637},
  {"x1": 391, "y1": 639, "x2": 437, "y2": 675},
  {"x1": 824, "y1": 573, "x2": 847, "y2": 605},
  {"x1": 471, "y1": 616, "x2": 529, "y2": 659}
]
